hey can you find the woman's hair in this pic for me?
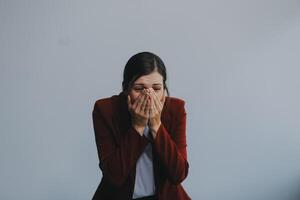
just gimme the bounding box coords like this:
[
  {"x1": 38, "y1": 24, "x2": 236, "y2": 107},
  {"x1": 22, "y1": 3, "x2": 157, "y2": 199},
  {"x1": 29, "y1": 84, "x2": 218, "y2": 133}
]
[{"x1": 122, "y1": 51, "x2": 170, "y2": 96}]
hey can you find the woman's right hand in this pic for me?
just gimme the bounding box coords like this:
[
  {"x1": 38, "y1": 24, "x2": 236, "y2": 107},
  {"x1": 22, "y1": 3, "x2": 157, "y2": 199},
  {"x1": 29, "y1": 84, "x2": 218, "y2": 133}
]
[{"x1": 127, "y1": 89, "x2": 150, "y2": 136}]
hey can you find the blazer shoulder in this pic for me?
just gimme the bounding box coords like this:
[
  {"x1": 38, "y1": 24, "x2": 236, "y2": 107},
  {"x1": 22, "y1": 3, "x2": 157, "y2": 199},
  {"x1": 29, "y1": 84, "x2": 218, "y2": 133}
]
[
  {"x1": 166, "y1": 96, "x2": 186, "y2": 107},
  {"x1": 164, "y1": 96, "x2": 186, "y2": 116},
  {"x1": 92, "y1": 95, "x2": 119, "y2": 115}
]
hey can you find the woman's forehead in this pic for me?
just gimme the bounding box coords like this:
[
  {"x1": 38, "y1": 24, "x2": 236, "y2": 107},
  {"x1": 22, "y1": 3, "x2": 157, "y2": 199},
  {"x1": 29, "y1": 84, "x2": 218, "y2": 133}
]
[{"x1": 134, "y1": 72, "x2": 163, "y2": 85}]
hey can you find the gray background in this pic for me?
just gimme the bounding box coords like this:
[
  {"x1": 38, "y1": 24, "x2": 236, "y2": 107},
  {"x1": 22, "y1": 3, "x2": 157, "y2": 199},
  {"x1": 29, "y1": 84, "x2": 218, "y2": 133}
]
[{"x1": 1, "y1": 0, "x2": 300, "y2": 199}]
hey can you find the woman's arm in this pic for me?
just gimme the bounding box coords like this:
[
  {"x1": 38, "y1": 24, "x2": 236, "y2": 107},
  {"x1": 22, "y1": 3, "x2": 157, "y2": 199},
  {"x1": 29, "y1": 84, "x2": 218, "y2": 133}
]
[
  {"x1": 152, "y1": 99, "x2": 189, "y2": 185},
  {"x1": 92, "y1": 101, "x2": 149, "y2": 187}
]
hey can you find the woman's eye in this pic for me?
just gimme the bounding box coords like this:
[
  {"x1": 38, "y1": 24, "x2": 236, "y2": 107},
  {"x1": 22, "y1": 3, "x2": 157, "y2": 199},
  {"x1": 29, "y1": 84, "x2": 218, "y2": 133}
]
[{"x1": 134, "y1": 87, "x2": 160, "y2": 91}]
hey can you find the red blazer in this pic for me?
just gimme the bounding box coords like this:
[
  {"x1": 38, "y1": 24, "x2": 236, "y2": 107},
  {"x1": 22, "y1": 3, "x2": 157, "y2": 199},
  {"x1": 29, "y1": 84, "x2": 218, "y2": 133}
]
[{"x1": 92, "y1": 91, "x2": 191, "y2": 200}]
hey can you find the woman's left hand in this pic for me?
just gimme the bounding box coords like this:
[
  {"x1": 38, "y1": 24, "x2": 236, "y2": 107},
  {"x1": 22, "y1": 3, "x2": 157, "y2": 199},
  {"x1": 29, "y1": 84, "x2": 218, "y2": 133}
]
[{"x1": 148, "y1": 88, "x2": 166, "y2": 139}]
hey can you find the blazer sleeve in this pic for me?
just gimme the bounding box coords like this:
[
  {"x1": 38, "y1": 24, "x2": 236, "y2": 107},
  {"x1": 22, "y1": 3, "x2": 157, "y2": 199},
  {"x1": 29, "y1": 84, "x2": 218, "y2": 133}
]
[
  {"x1": 152, "y1": 99, "x2": 189, "y2": 185},
  {"x1": 92, "y1": 100, "x2": 149, "y2": 187}
]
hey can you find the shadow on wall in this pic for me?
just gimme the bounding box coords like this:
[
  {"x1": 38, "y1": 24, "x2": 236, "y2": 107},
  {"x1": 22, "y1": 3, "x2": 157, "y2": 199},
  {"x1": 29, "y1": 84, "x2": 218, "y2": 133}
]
[{"x1": 292, "y1": 181, "x2": 300, "y2": 200}]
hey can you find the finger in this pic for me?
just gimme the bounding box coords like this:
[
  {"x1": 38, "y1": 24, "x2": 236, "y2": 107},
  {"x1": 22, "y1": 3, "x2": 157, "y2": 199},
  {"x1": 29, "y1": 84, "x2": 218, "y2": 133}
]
[
  {"x1": 151, "y1": 91, "x2": 162, "y2": 112},
  {"x1": 162, "y1": 92, "x2": 166, "y2": 105},
  {"x1": 155, "y1": 92, "x2": 166, "y2": 110},
  {"x1": 132, "y1": 93, "x2": 143, "y2": 110},
  {"x1": 149, "y1": 95, "x2": 153, "y2": 118},
  {"x1": 149, "y1": 95, "x2": 156, "y2": 117},
  {"x1": 138, "y1": 93, "x2": 148, "y2": 113},
  {"x1": 152, "y1": 98, "x2": 159, "y2": 116},
  {"x1": 127, "y1": 95, "x2": 132, "y2": 110},
  {"x1": 150, "y1": 89, "x2": 160, "y2": 102},
  {"x1": 144, "y1": 96, "x2": 150, "y2": 115},
  {"x1": 136, "y1": 92, "x2": 147, "y2": 112}
]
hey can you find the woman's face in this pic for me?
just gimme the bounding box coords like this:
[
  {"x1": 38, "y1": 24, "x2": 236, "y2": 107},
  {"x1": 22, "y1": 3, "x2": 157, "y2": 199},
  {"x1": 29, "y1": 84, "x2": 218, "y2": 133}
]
[{"x1": 128, "y1": 71, "x2": 165, "y2": 104}]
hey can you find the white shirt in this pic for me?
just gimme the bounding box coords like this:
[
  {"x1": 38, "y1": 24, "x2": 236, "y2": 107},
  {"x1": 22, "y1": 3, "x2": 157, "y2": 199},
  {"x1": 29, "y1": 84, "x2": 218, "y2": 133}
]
[{"x1": 132, "y1": 126, "x2": 156, "y2": 199}]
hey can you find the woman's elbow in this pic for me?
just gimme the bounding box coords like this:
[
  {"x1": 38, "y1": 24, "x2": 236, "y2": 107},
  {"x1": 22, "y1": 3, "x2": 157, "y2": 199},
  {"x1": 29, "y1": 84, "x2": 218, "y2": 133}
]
[{"x1": 168, "y1": 162, "x2": 189, "y2": 185}]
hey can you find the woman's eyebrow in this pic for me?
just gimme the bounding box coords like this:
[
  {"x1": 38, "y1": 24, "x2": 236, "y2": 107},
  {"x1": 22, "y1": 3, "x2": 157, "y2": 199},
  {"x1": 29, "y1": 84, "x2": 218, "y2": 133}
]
[
  {"x1": 133, "y1": 83, "x2": 144, "y2": 86},
  {"x1": 133, "y1": 83, "x2": 162, "y2": 86}
]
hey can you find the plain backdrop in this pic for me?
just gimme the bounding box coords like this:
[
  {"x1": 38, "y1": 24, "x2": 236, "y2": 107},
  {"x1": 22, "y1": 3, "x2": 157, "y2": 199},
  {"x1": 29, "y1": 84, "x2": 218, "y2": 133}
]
[{"x1": 1, "y1": 1, "x2": 300, "y2": 199}]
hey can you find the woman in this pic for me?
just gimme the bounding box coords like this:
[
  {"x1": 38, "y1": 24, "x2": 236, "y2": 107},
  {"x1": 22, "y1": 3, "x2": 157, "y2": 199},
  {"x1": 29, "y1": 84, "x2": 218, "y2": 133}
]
[{"x1": 92, "y1": 52, "x2": 191, "y2": 200}]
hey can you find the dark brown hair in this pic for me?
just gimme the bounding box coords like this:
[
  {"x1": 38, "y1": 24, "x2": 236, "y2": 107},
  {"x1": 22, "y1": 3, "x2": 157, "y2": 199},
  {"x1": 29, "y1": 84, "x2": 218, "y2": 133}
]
[{"x1": 122, "y1": 52, "x2": 169, "y2": 96}]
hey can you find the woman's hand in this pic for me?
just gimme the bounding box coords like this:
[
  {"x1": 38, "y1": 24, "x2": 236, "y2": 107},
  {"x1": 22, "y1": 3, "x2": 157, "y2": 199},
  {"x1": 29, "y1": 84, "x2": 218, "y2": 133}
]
[
  {"x1": 127, "y1": 90, "x2": 151, "y2": 136},
  {"x1": 148, "y1": 88, "x2": 166, "y2": 139}
]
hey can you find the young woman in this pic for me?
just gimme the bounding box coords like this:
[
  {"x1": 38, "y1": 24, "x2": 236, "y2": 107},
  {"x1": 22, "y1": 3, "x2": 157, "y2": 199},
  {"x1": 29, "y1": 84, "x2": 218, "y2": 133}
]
[{"x1": 92, "y1": 52, "x2": 191, "y2": 200}]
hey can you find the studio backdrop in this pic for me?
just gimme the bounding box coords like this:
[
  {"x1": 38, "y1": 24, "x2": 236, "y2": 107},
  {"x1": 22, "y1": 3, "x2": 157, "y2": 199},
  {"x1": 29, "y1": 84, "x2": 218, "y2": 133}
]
[{"x1": 1, "y1": 1, "x2": 300, "y2": 199}]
